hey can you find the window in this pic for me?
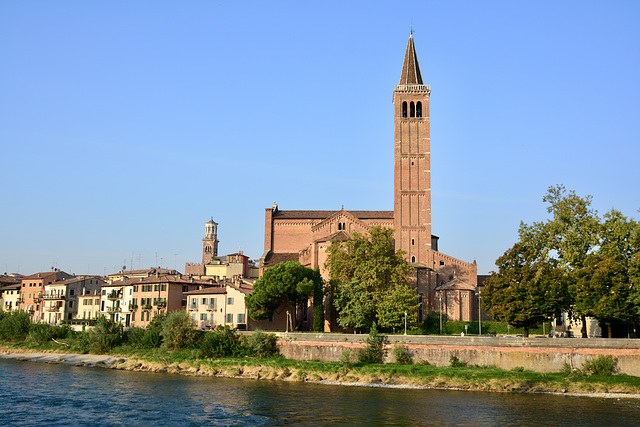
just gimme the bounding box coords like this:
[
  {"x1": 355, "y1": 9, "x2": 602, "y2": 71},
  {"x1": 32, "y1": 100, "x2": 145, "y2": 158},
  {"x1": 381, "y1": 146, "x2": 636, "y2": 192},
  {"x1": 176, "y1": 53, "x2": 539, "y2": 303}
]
[
  {"x1": 402, "y1": 101, "x2": 407, "y2": 118},
  {"x1": 201, "y1": 298, "x2": 207, "y2": 305},
  {"x1": 69, "y1": 301, "x2": 73, "y2": 308},
  {"x1": 440, "y1": 261, "x2": 445, "y2": 266},
  {"x1": 411, "y1": 256, "x2": 416, "y2": 263},
  {"x1": 410, "y1": 101, "x2": 415, "y2": 117},
  {"x1": 237, "y1": 313, "x2": 245, "y2": 324},
  {"x1": 133, "y1": 285, "x2": 138, "y2": 292},
  {"x1": 416, "y1": 101, "x2": 422, "y2": 118},
  {"x1": 70, "y1": 289, "x2": 74, "y2": 296},
  {"x1": 226, "y1": 313, "x2": 233, "y2": 323},
  {"x1": 227, "y1": 297, "x2": 234, "y2": 305},
  {"x1": 154, "y1": 285, "x2": 159, "y2": 292},
  {"x1": 200, "y1": 313, "x2": 207, "y2": 321},
  {"x1": 205, "y1": 246, "x2": 212, "y2": 254},
  {"x1": 161, "y1": 284, "x2": 166, "y2": 291},
  {"x1": 102, "y1": 290, "x2": 106, "y2": 295},
  {"x1": 411, "y1": 239, "x2": 415, "y2": 245}
]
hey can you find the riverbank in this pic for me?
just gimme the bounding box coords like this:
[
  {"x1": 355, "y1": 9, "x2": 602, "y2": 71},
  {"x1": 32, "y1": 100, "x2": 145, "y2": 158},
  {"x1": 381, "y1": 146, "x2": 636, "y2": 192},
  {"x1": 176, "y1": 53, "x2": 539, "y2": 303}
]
[{"x1": 3, "y1": 346, "x2": 640, "y2": 399}]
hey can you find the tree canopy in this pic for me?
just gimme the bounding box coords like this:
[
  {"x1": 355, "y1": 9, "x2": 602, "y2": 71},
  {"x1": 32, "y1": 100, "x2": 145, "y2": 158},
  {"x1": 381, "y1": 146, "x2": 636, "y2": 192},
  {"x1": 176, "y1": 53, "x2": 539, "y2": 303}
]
[
  {"x1": 245, "y1": 261, "x2": 322, "y2": 331},
  {"x1": 484, "y1": 185, "x2": 640, "y2": 337},
  {"x1": 325, "y1": 226, "x2": 418, "y2": 332}
]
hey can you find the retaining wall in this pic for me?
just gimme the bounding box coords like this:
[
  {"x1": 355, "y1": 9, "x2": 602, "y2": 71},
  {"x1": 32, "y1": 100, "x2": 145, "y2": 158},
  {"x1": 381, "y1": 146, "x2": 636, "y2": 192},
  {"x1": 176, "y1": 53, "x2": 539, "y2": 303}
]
[{"x1": 262, "y1": 333, "x2": 640, "y2": 376}]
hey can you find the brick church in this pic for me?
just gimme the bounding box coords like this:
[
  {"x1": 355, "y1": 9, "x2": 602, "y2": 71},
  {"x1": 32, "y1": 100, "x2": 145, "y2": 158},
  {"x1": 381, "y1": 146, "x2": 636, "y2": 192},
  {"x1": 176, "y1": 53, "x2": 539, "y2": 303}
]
[{"x1": 259, "y1": 34, "x2": 478, "y2": 327}]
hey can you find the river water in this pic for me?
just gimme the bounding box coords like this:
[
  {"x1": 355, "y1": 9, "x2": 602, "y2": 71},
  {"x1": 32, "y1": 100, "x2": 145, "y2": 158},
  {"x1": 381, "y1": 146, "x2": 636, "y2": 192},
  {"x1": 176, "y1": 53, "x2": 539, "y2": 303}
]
[{"x1": 1, "y1": 359, "x2": 639, "y2": 426}]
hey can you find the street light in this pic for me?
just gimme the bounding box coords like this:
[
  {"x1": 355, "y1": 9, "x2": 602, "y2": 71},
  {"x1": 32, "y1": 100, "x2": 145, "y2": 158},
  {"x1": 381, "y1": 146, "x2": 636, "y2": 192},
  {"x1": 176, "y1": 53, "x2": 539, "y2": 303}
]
[
  {"x1": 404, "y1": 311, "x2": 407, "y2": 335},
  {"x1": 476, "y1": 292, "x2": 482, "y2": 336},
  {"x1": 439, "y1": 295, "x2": 443, "y2": 335}
]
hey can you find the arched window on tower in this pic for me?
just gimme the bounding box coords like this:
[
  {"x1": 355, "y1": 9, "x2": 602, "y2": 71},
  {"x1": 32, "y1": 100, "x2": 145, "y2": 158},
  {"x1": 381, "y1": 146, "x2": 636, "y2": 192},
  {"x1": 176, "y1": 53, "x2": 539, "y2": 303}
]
[
  {"x1": 410, "y1": 102, "x2": 415, "y2": 117},
  {"x1": 402, "y1": 102, "x2": 407, "y2": 118},
  {"x1": 205, "y1": 246, "x2": 212, "y2": 254},
  {"x1": 411, "y1": 256, "x2": 416, "y2": 263},
  {"x1": 416, "y1": 101, "x2": 422, "y2": 118}
]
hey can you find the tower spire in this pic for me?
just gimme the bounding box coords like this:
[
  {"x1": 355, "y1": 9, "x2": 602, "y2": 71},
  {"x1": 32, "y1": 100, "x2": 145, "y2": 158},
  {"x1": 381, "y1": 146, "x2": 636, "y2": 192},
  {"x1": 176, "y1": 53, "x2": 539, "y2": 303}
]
[{"x1": 399, "y1": 34, "x2": 423, "y2": 85}]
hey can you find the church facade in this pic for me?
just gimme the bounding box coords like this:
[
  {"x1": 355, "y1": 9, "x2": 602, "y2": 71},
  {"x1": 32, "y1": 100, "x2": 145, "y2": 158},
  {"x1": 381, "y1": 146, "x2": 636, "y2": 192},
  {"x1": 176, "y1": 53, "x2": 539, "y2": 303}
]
[{"x1": 260, "y1": 35, "x2": 478, "y2": 326}]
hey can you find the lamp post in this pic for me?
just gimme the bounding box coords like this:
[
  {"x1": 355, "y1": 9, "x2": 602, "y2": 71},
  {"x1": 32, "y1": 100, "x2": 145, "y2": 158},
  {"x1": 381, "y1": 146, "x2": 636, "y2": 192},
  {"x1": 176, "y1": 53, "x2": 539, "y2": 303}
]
[
  {"x1": 476, "y1": 292, "x2": 482, "y2": 336},
  {"x1": 404, "y1": 311, "x2": 407, "y2": 336},
  {"x1": 285, "y1": 309, "x2": 289, "y2": 333},
  {"x1": 439, "y1": 294, "x2": 443, "y2": 335}
]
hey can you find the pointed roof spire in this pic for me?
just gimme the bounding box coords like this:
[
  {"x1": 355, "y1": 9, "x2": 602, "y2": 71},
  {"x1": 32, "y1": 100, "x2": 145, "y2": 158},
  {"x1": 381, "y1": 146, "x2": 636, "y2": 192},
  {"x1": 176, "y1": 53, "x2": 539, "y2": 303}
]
[{"x1": 399, "y1": 34, "x2": 423, "y2": 85}]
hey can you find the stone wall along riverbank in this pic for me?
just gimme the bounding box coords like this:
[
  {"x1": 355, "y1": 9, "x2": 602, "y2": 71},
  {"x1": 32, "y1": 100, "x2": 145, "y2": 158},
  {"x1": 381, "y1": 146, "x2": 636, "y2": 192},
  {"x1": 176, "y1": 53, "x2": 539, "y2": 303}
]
[{"x1": 259, "y1": 333, "x2": 640, "y2": 376}]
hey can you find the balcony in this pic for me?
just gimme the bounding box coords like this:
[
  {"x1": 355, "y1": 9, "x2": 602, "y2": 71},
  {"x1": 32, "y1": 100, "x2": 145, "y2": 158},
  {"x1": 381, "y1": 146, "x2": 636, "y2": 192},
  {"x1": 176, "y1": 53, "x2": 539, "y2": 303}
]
[
  {"x1": 141, "y1": 304, "x2": 152, "y2": 311},
  {"x1": 46, "y1": 305, "x2": 62, "y2": 312},
  {"x1": 205, "y1": 304, "x2": 217, "y2": 311},
  {"x1": 188, "y1": 304, "x2": 198, "y2": 311},
  {"x1": 33, "y1": 296, "x2": 42, "y2": 303},
  {"x1": 106, "y1": 306, "x2": 122, "y2": 313},
  {"x1": 43, "y1": 293, "x2": 66, "y2": 300},
  {"x1": 107, "y1": 292, "x2": 123, "y2": 301}
]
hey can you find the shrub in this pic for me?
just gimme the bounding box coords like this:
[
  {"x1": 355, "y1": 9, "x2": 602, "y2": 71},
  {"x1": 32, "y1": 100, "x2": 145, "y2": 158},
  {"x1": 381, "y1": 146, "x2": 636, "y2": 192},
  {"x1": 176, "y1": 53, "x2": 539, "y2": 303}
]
[
  {"x1": 449, "y1": 355, "x2": 465, "y2": 367},
  {"x1": 26, "y1": 323, "x2": 72, "y2": 346},
  {"x1": 247, "y1": 331, "x2": 279, "y2": 358},
  {"x1": 421, "y1": 311, "x2": 447, "y2": 335},
  {"x1": 393, "y1": 344, "x2": 412, "y2": 365},
  {"x1": 76, "y1": 316, "x2": 123, "y2": 354},
  {"x1": 161, "y1": 311, "x2": 198, "y2": 350},
  {"x1": 0, "y1": 311, "x2": 32, "y2": 341},
  {"x1": 582, "y1": 355, "x2": 617, "y2": 376},
  {"x1": 200, "y1": 325, "x2": 245, "y2": 358},
  {"x1": 357, "y1": 322, "x2": 384, "y2": 364},
  {"x1": 340, "y1": 349, "x2": 353, "y2": 368}
]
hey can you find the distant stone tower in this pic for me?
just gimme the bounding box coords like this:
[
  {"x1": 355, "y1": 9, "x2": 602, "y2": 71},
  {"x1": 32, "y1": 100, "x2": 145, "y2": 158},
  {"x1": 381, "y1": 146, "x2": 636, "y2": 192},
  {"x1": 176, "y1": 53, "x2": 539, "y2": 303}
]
[
  {"x1": 393, "y1": 34, "x2": 432, "y2": 265},
  {"x1": 202, "y1": 217, "x2": 219, "y2": 263}
]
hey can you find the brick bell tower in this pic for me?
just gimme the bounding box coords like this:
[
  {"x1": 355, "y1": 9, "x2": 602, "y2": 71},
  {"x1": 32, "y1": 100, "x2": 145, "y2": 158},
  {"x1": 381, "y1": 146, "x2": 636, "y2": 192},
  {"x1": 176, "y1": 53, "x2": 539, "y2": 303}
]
[
  {"x1": 202, "y1": 217, "x2": 219, "y2": 264},
  {"x1": 393, "y1": 34, "x2": 432, "y2": 266}
]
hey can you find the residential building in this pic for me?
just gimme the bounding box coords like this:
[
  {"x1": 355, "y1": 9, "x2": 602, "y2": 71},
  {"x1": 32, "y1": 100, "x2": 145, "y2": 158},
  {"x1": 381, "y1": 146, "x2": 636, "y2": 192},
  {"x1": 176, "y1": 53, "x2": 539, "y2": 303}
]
[
  {"x1": 185, "y1": 279, "x2": 254, "y2": 330},
  {"x1": 19, "y1": 270, "x2": 74, "y2": 321},
  {"x1": 1, "y1": 283, "x2": 22, "y2": 312},
  {"x1": 77, "y1": 289, "x2": 102, "y2": 321},
  {"x1": 43, "y1": 276, "x2": 103, "y2": 324},
  {"x1": 108, "y1": 273, "x2": 215, "y2": 328}
]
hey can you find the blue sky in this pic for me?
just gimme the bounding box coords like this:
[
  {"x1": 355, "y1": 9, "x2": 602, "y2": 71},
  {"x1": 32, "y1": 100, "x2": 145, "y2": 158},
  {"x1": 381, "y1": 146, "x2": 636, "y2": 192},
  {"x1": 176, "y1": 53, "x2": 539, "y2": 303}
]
[{"x1": 1, "y1": 1, "x2": 639, "y2": 276}]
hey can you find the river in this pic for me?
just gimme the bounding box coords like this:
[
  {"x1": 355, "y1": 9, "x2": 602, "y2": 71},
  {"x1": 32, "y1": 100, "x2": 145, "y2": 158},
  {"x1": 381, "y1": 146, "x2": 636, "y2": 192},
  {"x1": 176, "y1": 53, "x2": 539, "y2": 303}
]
[{"x1": 0, "y1": 359, "x2": 638, "y2": 426}]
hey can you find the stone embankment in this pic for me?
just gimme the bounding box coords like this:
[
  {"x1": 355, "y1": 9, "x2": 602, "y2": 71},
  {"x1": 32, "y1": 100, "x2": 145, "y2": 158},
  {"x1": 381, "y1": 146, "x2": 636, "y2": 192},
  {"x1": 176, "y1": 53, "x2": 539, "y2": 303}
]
[{"x1": 264, "y1": 333, "x2": 640, "y2": 376}]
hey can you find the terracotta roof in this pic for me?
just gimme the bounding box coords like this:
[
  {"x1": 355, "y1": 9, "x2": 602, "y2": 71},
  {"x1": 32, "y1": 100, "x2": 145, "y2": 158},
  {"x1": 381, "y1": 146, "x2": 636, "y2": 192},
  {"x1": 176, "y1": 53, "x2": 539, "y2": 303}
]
[
  {"x1": 273, "y1": 210, "x2": 393, "y2": 220},
  {"x1": 314, "y1": 230, "x2": 350, "y2": 243},
  {"x1": 184, "y1": 287, "x2": 227, "y2": 296},
  {"x1": 399, "y1": 35, "x2": 423, "y2": 85},
  {"x1": 262, "y1": 252, "x2": 300, "y2": 268},
  {"x1": 106, "y1": 274, "x2": 217, "y2": 287},
  {"x1": 436, "y1": 278, "x2": 477, "y2": 292},
  {"x1": 0, "y1": 275, "x2": 20, "y2": 285},
  {"x1": 1, "y1": 283, "x2": 21, "y2": 291},
  {"x1": 22, "y1": 271, "x2": 71, "y2": 281}
]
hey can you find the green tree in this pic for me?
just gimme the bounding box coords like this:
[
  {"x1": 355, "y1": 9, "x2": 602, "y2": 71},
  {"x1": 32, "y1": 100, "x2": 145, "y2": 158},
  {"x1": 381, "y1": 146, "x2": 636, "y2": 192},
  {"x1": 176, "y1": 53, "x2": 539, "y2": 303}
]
[
  {"x1": 161, "y1": 310, "x2": 198, "y2": 350},
  {"x1": 575, "y1": 254, "x2": 631, "y2": 337},
  {"x1": 325, "y1": 226, "x2": 417, "y2": 332},
  {"x1": 482, "y1": 241, "x2": 569, "y2": 337},
  {"x1": 245, "y1": 261, "x2": 320, "y2": 331}
]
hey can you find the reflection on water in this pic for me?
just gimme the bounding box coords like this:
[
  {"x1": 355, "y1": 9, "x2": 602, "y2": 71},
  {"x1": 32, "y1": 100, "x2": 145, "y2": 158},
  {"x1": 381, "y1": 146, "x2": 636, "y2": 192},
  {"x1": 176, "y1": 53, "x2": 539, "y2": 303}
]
[{"x1": 0, "y1": 359, "x2": 638, "y2": 426}]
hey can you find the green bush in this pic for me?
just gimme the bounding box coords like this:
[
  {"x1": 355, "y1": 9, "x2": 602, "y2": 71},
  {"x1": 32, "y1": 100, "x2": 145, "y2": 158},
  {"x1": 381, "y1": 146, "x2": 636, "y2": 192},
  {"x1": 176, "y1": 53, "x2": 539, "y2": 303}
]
[
  {"x1": 26, "y1": 323, "x2": 72, "y2": 346},
  {"x1": 0, "y1": 311, "x2": 32, "y2": 341},
  {"x1": 199, "y1": 325, "x2": 245, "y2": 358},
  {"x1": 161, "y1": 311, "x2": 198, "y2": 350},
  {"x1": 582, "y1": 355, "x2": 617, "y2": 376},
  {"x1": 357, "y1": 322, "x2": 384, "y2": 364},
  {"x1": 449, "y1": 355, "x2": 465, "y2": 367},
  {"x1": 75, "y1": 316, "x2": 123, "y2": 354},
  {"x1": 393, "y1": 344, "x2": 412, "y2": 365},
  {"x1": 421, "y1": 311, "x2": 447, "y2": 335},
  {"x1": 247, "y1": 331, "x2": 279, "y2": 358}
]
